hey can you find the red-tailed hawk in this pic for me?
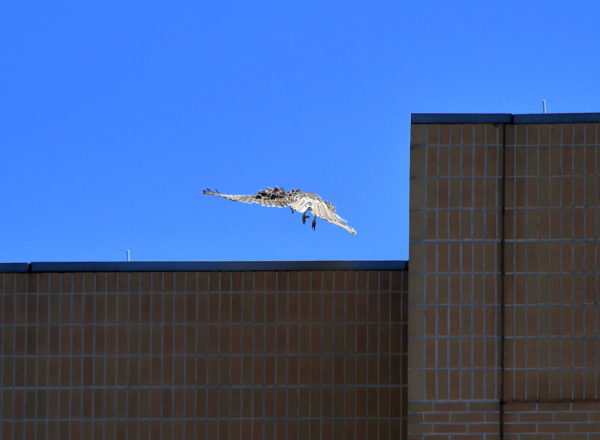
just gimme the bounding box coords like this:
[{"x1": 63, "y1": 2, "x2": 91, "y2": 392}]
[{"x1": 202, "y1": 187, "x2": 357, "y2": 235}]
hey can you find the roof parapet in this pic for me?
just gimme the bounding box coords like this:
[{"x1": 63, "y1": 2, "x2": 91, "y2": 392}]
[
  {"x1": 0, "y1": 260, "x2": 408, "y2": 273},
  {"x1": 412, "y1": 112, "x2": 600, "y2": 124}
]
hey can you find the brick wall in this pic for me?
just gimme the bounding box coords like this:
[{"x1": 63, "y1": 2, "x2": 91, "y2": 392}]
[
  {"x1": 503, "y1": 123, "x2": 600, "y2": 439},
  {"x1": 0, "y1": 268, "x2": 407, "y2": 440},
  {"x1": 409, "y1": 117, "x2": 600, "y2": 439},
  {"x1": 409, "y1": 122, "x2": 504, "y2": 439},
  {"x1": 505, "y1": 402, "x2": 600, "y2": 439}
]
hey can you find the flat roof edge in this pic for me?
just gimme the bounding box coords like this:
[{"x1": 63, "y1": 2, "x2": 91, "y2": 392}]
[
  {"x1": 412, "y1": 112, "x2": 600, "y2": 124},
  {"x1": 412, "y1": 113, "x2": 512, "y2": 124},
  {"x1": 0, "y1": 260, "x2": 408, "y2": 273},
  {"x1": 0, "y1": 263, "x2": 30, "y2": 273}
]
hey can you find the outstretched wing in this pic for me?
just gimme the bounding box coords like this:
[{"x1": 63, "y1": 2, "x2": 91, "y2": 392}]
[
  {"x1": 202, "y1": 189, "x2": 289, "y2": 208},
  {"x1": 289, "y1": 196, "x2": 357, "y2": 235}
]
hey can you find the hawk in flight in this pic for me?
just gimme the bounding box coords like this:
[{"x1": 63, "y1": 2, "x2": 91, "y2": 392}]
[{"x1": 203, "y1": 187, "x2": 357, "y2": 235}]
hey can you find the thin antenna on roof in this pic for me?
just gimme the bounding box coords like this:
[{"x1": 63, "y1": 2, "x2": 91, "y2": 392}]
[
  {"x1": 542, "y1": 99, "x2": 547, "y2": 114},
  {"x1": 126, "y1": 249, "x2": 131, "y2": 262}
]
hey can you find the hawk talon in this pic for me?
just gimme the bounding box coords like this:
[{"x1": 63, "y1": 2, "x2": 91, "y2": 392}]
[
  {"x1": 311, "y1": 216, "x2": 317, "y2": 231},
  {"x1": 301, "y1": 211, "x2": 310, "y2": 224}
]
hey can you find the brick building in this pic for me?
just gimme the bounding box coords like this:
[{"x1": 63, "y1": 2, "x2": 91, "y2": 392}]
[
  {"x1": 1, "y1": 113, "x2": 599, "y2": 439},
  {"x1": 0, "y1": 262, "x2": 408, "y2": 439},
  {"x1": 409, "y1": 113, "x2": 600, "y2": 439}
]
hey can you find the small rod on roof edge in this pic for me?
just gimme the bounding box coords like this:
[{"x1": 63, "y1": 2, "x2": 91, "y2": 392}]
[
  {"x1": 542, "y1": 99, "x2": 547, "y2": 114},
  {"x1": 126, "y1": 249, "x2": 131, "y2": 262}
]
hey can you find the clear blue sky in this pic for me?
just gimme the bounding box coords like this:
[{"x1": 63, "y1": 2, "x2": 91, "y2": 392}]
[{"x1": 2, "y1": 1, "x2": 599, "y2": 263}]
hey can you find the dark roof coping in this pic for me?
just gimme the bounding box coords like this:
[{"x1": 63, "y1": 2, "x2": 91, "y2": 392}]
[
  {"x1": 0, "y1": 263, "x2": 30, "y2": 273},
  {"x1": 0, "y1": 260, "x2": 408, "y2": 273},
  {"x1": 412, "y1": 112, "x2": 600, "y2": 124}
]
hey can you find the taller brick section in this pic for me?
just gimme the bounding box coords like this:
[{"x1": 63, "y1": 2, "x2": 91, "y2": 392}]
[
  {"x1": 409, "y1": 115, "x2": 600, "y2": 439},
  {"x1": 409, "y1": 122, "x2": 504, "y2": 438},
  {"x1": 503, "y1": 123, "x2": 600, "y2": 438}
]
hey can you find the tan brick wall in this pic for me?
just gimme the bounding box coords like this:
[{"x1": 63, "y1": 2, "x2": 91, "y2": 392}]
[
  {"x1": 409, "y1": 119, "x2": 600, "y2": 439},
  {"x1": 0, "y1": 269, "x2": 407, "y2": 440},
  {"x1": 409, "y1": 123, "x2": 504, "y2": 438},
  {"x1": 504, "y1": 402, "x2": 600, "y2": 439},
  {"x1": 408, "y1": 401, "x2": 500, "y2": 439},
  {"x1": 504, "y1": 123, "x2": 600, "y2": 402}
]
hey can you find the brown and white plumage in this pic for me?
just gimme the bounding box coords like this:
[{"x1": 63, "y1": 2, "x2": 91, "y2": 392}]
[{"x1": 202, "y1": 187, "x2": 357, "y2": 235}]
